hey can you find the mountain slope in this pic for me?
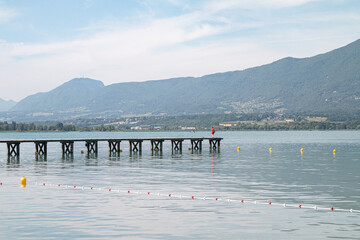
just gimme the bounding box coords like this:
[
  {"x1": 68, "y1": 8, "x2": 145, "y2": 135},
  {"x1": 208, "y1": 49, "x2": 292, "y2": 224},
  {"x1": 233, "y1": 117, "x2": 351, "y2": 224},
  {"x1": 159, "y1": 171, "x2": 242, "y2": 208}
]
[
  {"x1": 10, "y1": 39, "x2": 360, "y2": 118},
  {"x1": 12, "y1": 78, "x2": 104, "y2": 112},
  {"x1": 0, "y1": 98, "x2": 16, "y2": 112}
]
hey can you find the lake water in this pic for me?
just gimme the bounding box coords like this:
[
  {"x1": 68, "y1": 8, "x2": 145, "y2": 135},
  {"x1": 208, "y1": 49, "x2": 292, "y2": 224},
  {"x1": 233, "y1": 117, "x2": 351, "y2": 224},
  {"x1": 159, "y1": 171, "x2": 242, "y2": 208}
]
[{"x1": 0, "y1": 131, "x2": 359, "y2": 239}]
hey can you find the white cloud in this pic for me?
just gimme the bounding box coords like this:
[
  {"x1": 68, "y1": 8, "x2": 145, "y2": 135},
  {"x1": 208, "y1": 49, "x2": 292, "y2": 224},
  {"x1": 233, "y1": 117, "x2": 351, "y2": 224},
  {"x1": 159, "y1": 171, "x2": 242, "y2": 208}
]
[
  {"x1": 205, "y1": 0, "x2": 320, "y2": 11},
  {"x1": 0, "y1": 0, "x2": 359, "y2": 101},
  {"x1": 0, "y1": 4, "x2": 17, "y2": 23}
]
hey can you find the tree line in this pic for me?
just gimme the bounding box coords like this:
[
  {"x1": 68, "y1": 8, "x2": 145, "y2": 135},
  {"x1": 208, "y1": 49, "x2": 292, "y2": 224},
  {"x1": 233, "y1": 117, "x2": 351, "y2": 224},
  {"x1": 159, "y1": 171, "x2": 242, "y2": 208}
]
[{"x1": 0, "y1": 116, "x2": 360, "y2": 132}]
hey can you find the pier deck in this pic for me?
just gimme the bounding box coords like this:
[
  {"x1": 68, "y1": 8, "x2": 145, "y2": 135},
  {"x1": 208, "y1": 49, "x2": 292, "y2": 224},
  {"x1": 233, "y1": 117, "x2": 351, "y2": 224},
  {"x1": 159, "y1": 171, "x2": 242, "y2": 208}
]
[{"x1": 1, "y1": 137, "x2": 222, "y2": 157}]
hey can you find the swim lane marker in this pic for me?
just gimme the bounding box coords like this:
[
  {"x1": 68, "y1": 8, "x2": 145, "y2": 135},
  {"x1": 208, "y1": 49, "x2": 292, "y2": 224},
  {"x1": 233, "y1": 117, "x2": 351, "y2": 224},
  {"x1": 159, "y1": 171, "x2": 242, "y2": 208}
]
[{"x1": 22, "y1": 182, "x2": 359, "y2": 214}]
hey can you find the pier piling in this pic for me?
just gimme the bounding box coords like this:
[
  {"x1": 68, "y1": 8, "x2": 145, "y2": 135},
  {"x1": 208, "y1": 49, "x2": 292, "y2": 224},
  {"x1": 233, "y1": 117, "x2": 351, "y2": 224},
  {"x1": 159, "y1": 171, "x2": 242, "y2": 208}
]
[
  {"x1": 151, "y1": 140, "x2": 164, "y2": 152},
  {"x1": 61, "y1": 141, "x2": 74, "y2": 155},
  {"x1": 190, "y1": 139, "x2": 203, "y2": 152},
  {"x1": 7, "y1": 142, "x2": 20, "y2": 157},
  {"x1": 129, "y1": 140, "x2": 143, "y2": 154},
  {"x1": 108, "y1": 140, "x2": 121, "y2": 153},
  {"x1": 35, "y1": 141, "x2": 48, "y2": 156},
  {"x1": 209, "y1": 139, "x2": 221, "y2": 151},
  {"x1": 171, "y1": 139, "x2": 183, "y2": 154},
  {"x1": 85, "y1": 140, "x2": 98, "y2": 154}
]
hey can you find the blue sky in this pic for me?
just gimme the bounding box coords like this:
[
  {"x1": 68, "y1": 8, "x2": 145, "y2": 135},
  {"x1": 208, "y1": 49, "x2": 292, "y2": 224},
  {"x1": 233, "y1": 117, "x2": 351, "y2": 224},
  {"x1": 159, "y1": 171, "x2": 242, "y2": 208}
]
[{"x1": 0, "y1": 0, "x2": 359, "y2": 101}]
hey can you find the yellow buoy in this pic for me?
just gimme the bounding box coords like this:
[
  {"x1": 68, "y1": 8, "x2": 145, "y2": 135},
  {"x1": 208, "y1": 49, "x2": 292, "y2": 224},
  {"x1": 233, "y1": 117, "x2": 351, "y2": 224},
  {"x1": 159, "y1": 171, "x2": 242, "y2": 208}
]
[
  {"x1": 237, "y1": 147, "x2": 240, "y2": 151},
  {"x1": 35, "y1": 151, "x2": 38, "y2": 156},
  {"x1": 120, "y1": 149, "x2": 123, "y2": 152},
  {"x1": 20, "y1": 176, "x2": 27, "y2": 187},
  {"x1": 218, "y1": 146, "x2": 221, "y2": 150},
  {"x1": 301, "y1": 148, "x2": 304, "y2": 152},
  {"x1": 333, "y1": 149, "x2": 336, "y2": 154},
  {"x1": 188, "y1": 147, "x2": 191, "y2": 151},
  {"x1": 269, "y1": 147, "x2": 272, "y2": 151},
  {"x1": 81, "y1": 150, "x2": 84, "y2": 154}
]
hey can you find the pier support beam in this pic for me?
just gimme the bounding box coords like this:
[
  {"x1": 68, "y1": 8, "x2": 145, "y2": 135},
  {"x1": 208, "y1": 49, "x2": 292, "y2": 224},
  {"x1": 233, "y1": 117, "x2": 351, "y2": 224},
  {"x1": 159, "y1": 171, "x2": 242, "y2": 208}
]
[
  {"x1": 171, "y1": 139, "x2": 183, "y2": 154},
  {"x1": 108, "y1": 140, "x2": 121, "y2": 153},
  {"x1": 209, "y1": 138, "x2": 221, "y2": 151},
  {"x1": 129, "y1": 140, "x2": 142, "y2": 154},
  {"x1": 85, "y1": 140, "x2": 98, "y2": 154},
  {"x1": 61, "y1": 141, "x2": 74, "y2": 155},
  {"x1": 7, "y1": 142, "x2": 20, "y2": 157},
  {"x1": 151, "y1": 140, "x2": 164, "y2": 153},
  {"x1": 35, "y1": 141, "x2": 47, "y2": 156},
  {"x1": 191, "y1": 139, "x2": 203, "y2": 152}
]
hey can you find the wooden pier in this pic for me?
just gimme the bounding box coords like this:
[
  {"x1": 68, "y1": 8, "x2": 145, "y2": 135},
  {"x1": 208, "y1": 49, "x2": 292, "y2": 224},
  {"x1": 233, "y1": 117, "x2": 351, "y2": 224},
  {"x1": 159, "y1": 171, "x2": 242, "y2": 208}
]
[{"x1": 0, "y1": 137, "x2": 222, "y2": 158}]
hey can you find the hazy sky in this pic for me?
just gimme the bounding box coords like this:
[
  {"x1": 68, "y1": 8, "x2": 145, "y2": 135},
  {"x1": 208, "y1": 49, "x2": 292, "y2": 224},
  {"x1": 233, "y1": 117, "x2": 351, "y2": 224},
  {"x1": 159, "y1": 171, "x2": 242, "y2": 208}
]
[{"x1": 0, "y1": 0, "x2": 359, "y2": 101}]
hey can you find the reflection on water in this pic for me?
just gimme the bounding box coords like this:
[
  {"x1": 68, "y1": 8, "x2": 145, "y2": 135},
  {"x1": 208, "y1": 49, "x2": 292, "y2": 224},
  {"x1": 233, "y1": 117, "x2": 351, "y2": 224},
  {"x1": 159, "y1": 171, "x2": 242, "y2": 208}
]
[
  {"x1": 0, "y1": 131, "x2": 359, "y2": 239},
  {"x1": 211, "y1": 154, "x2": 215, "y2": 174},
  {"x1": 35, "y1": 155, "x2": 47, "y2": 162},
  {"x1": 61, "y1": 154, "x2": 74, "y2": 162},
  {"x1": 7, "y1": 156, "x2": 20, "y2": 167}
]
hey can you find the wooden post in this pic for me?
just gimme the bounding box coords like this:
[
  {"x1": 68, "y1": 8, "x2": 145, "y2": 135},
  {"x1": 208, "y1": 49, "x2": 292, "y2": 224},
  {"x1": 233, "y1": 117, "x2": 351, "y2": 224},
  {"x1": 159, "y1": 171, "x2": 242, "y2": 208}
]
[
  {"x1": 209, "y1": 138, "x2": 221, "y2": 152},
  {"x1": 61, "y1": 141, "x2": 74, "y2": 155},
  {"x1": 129, "y1": 140, "x2": 143, "y2": 154},
  {"x1": 35, "y1": 141, "x2": 47, "y2": 156},
  {"x1": 151, "y1": 140, "x2": 164, "y2": 152},
  {"x1": 171, "y1": 139, "x2": 183, "y2": 154},
  {"x1": 190, "y1": 139, "x2": 203, "y2": 152},
  {"x1": 108, "y1": 140, "x2": 121, "y2": 153},
  {"x1": 7, "y1": 142, "x2": 20, "y2": 157},
  {"x1": 85, "y1": 140, "x2": 98, "y2": 154}
]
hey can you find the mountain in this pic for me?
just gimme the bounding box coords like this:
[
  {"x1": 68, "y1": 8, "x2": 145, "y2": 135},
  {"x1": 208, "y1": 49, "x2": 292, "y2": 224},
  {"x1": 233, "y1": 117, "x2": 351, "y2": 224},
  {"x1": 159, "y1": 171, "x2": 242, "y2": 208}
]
[
  {"x1": 0, "y1": 98, "x2": 16, "y2": 112},
  {"x1": 10, "y1": 39, "x2": 360, "y2": 120},
  {"x1": 12, "y1": 78, "x2": 104, "y2": 112}
]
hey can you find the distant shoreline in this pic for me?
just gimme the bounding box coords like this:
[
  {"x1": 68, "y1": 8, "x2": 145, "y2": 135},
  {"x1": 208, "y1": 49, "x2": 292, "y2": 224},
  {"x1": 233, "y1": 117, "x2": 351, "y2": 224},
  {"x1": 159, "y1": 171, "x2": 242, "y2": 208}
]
[{"x1": 0, "y1": 128, "x2": 358, "y2": 133}]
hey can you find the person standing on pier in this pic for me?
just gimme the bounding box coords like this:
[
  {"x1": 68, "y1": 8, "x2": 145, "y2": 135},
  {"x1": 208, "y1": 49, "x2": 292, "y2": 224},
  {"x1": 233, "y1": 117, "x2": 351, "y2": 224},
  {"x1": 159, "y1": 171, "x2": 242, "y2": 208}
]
[{"x1": 211, "y1": 127, "x2": 215, "y2": 137}]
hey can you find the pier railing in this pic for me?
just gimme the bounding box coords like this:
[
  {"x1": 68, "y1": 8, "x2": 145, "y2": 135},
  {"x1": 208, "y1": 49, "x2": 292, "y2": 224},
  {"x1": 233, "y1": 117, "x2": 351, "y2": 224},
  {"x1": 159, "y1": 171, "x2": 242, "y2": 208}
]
[{"x1": 1, "y1": 137, "x2": 222, "y2": 157}]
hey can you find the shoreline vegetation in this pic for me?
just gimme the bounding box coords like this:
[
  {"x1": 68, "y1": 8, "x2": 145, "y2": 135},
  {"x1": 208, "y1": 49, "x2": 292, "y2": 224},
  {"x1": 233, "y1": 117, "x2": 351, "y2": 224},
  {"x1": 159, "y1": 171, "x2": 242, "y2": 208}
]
[{"x1": 0, "y1": 113, "x2": 359, "y2": 132}]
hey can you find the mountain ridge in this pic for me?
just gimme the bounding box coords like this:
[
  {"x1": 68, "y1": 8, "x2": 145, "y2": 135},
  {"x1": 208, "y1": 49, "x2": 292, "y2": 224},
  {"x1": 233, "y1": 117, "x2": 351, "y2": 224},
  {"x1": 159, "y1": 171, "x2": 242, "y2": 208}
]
[
  {"x1": 9, "y1": 39, "x2": 360, "y2": 120},
  {"x1": 0, "y1": 98, "x2": 16, "y2": 112}
]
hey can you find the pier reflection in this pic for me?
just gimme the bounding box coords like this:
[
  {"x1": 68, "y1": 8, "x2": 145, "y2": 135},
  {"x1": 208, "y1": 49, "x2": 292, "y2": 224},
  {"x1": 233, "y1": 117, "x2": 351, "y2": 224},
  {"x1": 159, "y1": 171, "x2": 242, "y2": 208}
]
[
  {"x1": 129, "y1": 153, "x2": 142, "y2": 163},
  {"x1": 85, "y1": 153, "x2": 99, "y2": 166},
  {"x1": 211, "y1": 154, "x2": 215, "y2": 174},
  {"x1": 35, "y1": 155, "x2": 47, "y2": 162},
  {"x1": 151, "y1": 151, "x2": 163, "y2": 157},
  {"x1": 86, "y1": 153, "x2": 98, "y2": 159},
  {"x1": 7, "y1": 156, "x2": 20, "y2": 167},
  {"x1": 209, "y1": 152, "x2": 221, "y2": 174},
  {"x1": 109, "y1": 152, "x2": 121, "y2": 161},
  {"x1": 61, "y1": 154, "x2": 74, "y2": 163}
]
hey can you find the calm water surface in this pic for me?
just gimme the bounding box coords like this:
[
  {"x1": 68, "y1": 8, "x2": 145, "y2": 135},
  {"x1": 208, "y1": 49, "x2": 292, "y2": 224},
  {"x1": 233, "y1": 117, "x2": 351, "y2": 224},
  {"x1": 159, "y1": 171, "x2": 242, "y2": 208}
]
[{"x1": 0, "y1": 131, "x2": 359, "y2": 239}]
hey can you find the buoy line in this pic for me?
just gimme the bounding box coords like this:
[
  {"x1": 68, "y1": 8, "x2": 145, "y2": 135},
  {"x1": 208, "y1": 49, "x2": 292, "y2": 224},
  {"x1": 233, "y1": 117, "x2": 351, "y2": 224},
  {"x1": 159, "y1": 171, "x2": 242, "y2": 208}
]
[{"x1": 13, "y1": 182, "x2": 355, "y2": 214}]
